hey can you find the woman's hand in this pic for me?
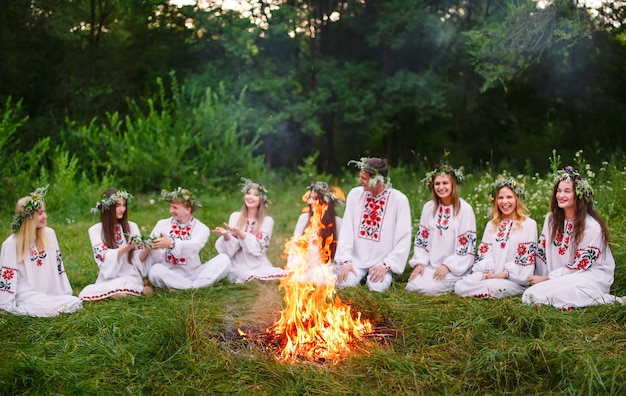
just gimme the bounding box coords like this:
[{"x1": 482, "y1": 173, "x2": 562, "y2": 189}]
[
  {"x1": 528, "y1": 275, "x2": 549, "y2": 286},
  {"x1": 337, "y1": 263, "x2": 356, "y2": 283},
  {"x1": 368, "y1": 265, "x2": 388, "y2": 283},
  {"x1": 409, "y1": 264, "x2": 425, "y2": 281},
  {"x1": 482, "y1": 270, "x2": 508, "y2": 280},
  {"x1": 433, "y1": 264, "x2": 449, "y2": 281}
]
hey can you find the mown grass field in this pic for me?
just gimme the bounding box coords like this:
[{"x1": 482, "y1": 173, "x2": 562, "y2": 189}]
[{"x1": 1, "y1": 166, "x2": 626, "y2": 395}]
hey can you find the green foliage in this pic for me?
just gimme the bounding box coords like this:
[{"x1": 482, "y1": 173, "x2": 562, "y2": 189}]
[
  {"x1": 464, "y1": 0, "x2": 593, "y2": 92},
  {"x1": 0, "y1": 98, "x2": 50, "y2": 215},
  {"x1": 65, "y1": 76, "x2": 264, "y2": 194}
]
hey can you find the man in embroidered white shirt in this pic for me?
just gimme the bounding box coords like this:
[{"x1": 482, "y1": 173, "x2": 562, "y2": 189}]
[
  {"x1": 335, "y1": 157, "x2": 412, "y2": 292},
  {"x1": 140, "y1": 187, "x2": 230, "y2": 290}
]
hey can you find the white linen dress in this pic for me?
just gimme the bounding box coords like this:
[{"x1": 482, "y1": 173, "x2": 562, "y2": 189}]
[
  {"x1": 78, "y1": 222, "x2": 145, "y2": 301},
  {"x1": 454, "y1": 217, "x2": 537, "y2": 298},
  {"x1": 406, "y1": 199, "x2": 477, "y2": 295},
  {"x1": 215, "y1": 212, "x2": 286, "y2": 283},
  {"x1": 522, "y1": 213, "x2": 622, "y2": 309},
  {"x1": 0, "y1": 227, "x2": 82, "y2": 317}
]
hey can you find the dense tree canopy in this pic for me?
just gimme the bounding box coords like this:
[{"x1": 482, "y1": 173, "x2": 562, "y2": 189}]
[{"x1": 0, "y1": 0, "x2": 624, "y2": 179}]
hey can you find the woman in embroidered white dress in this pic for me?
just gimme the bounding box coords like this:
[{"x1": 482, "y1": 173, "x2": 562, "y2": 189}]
[
  {"x1": 0, "y1": 186, "x2": 82, "y2": 316},
  {"x1": 213, "y1": 178, "x2": 286, "y2": 283},
  {"x1": 522, "y1": 166, "x2": 622, "y2": 309},
  {"x1": 405, "y1": 162, "x2": 477, "y2": 295},
  {"x1": 79, "y1": 189, "x2": 148, "y2": 301},
  {"x1": 287, "y1": 181, "x2": 343, "y2": 284},
  {"x1": 455, "y1": 177, "x2": 537, "y2": 298}
]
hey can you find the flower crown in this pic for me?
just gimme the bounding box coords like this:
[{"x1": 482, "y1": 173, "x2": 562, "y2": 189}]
[
  {"x1": 11, "y1": 186, "x2": 48, "y2": 233},
  {"x1": 347, "y1": 157, "x2": 391, "y2": 187},
  {"x1": 554, "y1": 166, "x2": 595, "y2": 204},
  {"x1": 304, "y1": 181, "x2": 345, "y2": 208},
  {"x1": 160, "y1": 187, "x2": 202, "y2": 207},
  {"x1": 421, "y1": 161, "x2": 465, "y2": 189},
  {"x1": 491, "y1": 177, "x2": 525, "y2": 201},
  {"x1": 240, "y1": 178, "x2": 270, "y2": 204},
  {"x1": 91, "y1": 190, "x2": 133, "y2": 214}
]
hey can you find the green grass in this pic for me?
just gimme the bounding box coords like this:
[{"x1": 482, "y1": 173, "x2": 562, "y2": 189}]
[{"x1": 1, "y1": 169, "x2": 626, "y2": 395}]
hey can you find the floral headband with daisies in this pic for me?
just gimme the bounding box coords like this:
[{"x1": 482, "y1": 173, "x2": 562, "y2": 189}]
[
  {"x1": 91, "y1": 190, "x2": 133, "y2": 214},
  {"x1": 347, "y1": 157, "x2": 391, "y2": 187},
  {"x1": 160, "y1": 187, "x2": 202, "y2": 208},
  {"x1": 421, "y1": 161, "x2": 465, "y2": 189},
  {"x1": 491, "y1": 177, "x2": 525, "y2": 201},
  {"x1": 240, "y1": 178, "x2": 270, "y2": 205},
  {"x1": 554, "y1": 166, "x2": 595, "y2": 205},
  {"x1": 11, "y1": 186, "x2": 48, "y2": 233}
]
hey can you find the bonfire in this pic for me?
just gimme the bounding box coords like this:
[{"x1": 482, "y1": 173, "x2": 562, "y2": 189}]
[{"x1": 270, "y1": 194, "x2": 372, "y2": 362}]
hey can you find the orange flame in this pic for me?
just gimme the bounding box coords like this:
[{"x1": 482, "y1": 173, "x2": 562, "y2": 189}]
[{"x1": 272, "y1": 199, "x2": 372, "y2": 362}]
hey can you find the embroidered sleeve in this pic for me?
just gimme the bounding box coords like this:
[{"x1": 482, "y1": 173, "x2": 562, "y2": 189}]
[
  {"x1": 473, "y1": 241, "x2": 493, "y2": 273},
  {"x1": 514, "y1": 241, "x2": 536, "y2": 266},
  {"x1": 256, "y1": 231, "x2": 271, "y2": 253},
  {"x1": 0, "y1": 266, "x2": 17, "y2": 295},
  {"x1": 536, "y1": 233, "x2": 547, "y2": 265},
  {"x1": 413, "y1": 224, "x2": 430, "y2": 252},
  {"x1": 57, "y1": 250, "x2": 66, "y2": 274},
  {"x1": 567, "y1": 246, "x2": 600, "y2": 271},
  {"x1": 456, "y1": 231, "x2": 477, "y2": 257},
  {"x1": 92, "y1": 243, "x2": 107, "y2": 266}
]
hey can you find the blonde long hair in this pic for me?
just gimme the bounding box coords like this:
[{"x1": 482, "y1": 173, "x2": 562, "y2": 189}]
[
  {"x1": 14, "y1": 196, "x2": 49, "y2": 263},
  {"x1": 489, "y1": 186, "x2": 527, "y2": 232},
  {"x1": 236, "y1": 189, "x2": 267, "y2": 233},
  {"x1": 431, "y1": 174, "x2": 461, "y2": 216}
]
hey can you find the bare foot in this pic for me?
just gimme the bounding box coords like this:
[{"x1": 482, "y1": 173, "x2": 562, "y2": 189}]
[{"x1": 110, "y1": 293, "x2": 128, "y2": 300}]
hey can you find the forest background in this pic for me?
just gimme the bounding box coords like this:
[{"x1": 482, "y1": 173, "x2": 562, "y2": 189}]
[
  {"x1": 1, "y1": 0, "x2": 626, "y2": 202},
  {"x1": 2, "y1": 1, "x2": 626, "y2": 394}
]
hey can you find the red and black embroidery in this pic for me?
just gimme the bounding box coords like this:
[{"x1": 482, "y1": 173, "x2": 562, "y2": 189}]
[
  {"x1": 165, "y1": 219, "x2": 195, "y2": 266},
  {"x1": 495, "y1": 220, "x2": 513, "y2": 250},
  {"x1": 456, "y1": 231, "x2": 477, "y2": 256},
  {"x1": 554, "y1": 219, "x2": 573, "y2": 256},
  {"x1": 358, "y1": 189, "x2": 389, "y2": 242},
  {"x1": 436, "y1": 205, "x2": 452, "y2": 236},
  {"x1": 475, "y1": 242, "x2": 492, "y2": 262},
  {"x1": 567, "y1": 246, "x2": 600, "y2": 271},
  {"x1": 0, "y1": 266, "x2": 17, "y2": 293},
  {"x1": 514, "y1": 241, "x2": 536, "y2": 266},
  {"x1": 93, "y1": 244, "x2": 107, "y2": 266},
  {"x1": 114, "y1": 224, "x2": 124, "y2": 246},
  {"x1": 30, "y1": 248, "x2": 47, "y2": 267},
  {"x1": 413, "y1": 225, "x2": 430, "y2": 252}
]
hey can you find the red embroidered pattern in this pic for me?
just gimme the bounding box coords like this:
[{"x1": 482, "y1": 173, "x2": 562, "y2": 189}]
[
  {"x1": 554, "y1": 219, "x2": 573, "y2": 256},
  {"x1": 436, "y1": 205, "x2": 452, "y2": 236},
  {"x1": 358, "y1": 189, "x2": 389, "y2": 242},
  {"x1": 495, "y1": 220, "x2": 513, "y2": 250},
  {"x1": 114, "y1": 224, "x2": 124, "y2": 246},
  {"x1": 30, "y1": 248, "x2": 47, "y2": 267},
  {"x1": 0, "y1": 266, "x2": 17, "y2": 294},
  {"x1": 165, "y1": 219, "x2": 195, "y2": 266}
]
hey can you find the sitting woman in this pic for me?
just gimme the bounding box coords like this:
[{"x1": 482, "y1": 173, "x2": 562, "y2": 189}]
[
  {"x1": 287, "y1": 181, "x2": 344, "y2": 284},
  {"x1": 213, "y1": 178, "x2": 286, "y2": 283},
  {"x1": 405, "y1": 162, "x2": 477, "y2": 295},
  {"x1": 79, "y1": 188, "x2": 149, "y2": 301},
  {"x1": 0, "y1": 186, "x2": 82, "y2": 316},
  {"x1": 455, "y1": 177, "x2": 537, "y2": 298},
  {"x1": 522, "y1": 166, "x2": 623, "y2": 309}
]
